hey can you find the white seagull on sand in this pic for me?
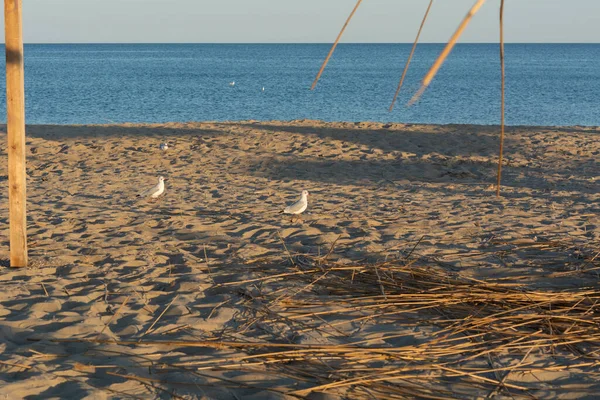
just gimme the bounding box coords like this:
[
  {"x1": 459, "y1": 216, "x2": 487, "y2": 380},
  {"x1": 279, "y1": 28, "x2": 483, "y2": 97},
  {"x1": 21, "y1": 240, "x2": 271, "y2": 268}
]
[
  {"x1": 282, "y1": 190, "x2": 309, "y2": 221},
  {"x1": 137, "y1": 176, "x2": 165, "y2": 199}
]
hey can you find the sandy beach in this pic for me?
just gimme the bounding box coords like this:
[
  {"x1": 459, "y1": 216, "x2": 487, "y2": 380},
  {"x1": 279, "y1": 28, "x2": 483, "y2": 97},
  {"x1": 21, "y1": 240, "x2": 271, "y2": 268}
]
[{"x1": 0, "y1": 121, "x2": 598, "y2": 398}]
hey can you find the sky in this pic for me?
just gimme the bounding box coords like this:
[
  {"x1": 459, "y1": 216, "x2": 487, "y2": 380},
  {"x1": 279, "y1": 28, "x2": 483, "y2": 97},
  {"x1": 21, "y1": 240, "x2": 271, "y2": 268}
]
[{"x1": 2, "y1": 0, "x2": 600, "y2": 43}]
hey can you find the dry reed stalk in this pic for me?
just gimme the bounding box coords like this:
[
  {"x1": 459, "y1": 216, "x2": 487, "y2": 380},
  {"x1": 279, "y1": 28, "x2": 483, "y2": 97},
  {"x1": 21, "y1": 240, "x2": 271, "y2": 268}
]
[
  {"x1": 28, "y1": 349, "x2": 67, "y2": 360},
  {"x1": 203, "y1": 244, "x2": 215, "y2": 283},
  {"x1": 96, "y1": 295, "x2": 130, "y2": 340},
  {"x1": 405, "y1": 235, "x2": 425, "y2": 262},
  {"x1": 496, "y1": 0, "x2": 506, "y2": 197},
  {"x1": 139, "y1": 294, "x2": 178, "y2": 339},
  {"x1": 109, "y1": 369, "x2": 270, "y2": 391},
  {"x1": 39, "y1": 337, "x2": 409, "y2": 351},
  {"x1": 389, "y1": 0, "x2": 434, "y2": 111},
  {"x1": 373, "y1": 265, "x2": 386, "y2": 298},
  {"x1": 219, "y1": 268, "x2": 321, "y2": 286},
  {"x1": 317, "y1": 234, "x2": 342, "y2": 264},
  {"x1": 277, "y1": 231, "x2": 296, "y2": 266},
  {"x1": 269, "y1": 269, "x2": 330, "y2": 306},
  {"x1": 435, "y1": 365, "x2": 529, "y2": 392},
  {"x1": 292, "y1": 364, "x2": 530, "y2": 397},
  {"x1": 207, "y1": 298, "x2": 232, "y2": 320},
  {"x1": 0, "y1": 360, "x2": 32, "y2": 370},
  {"x1": 282, "y1": 300, "x2": 462, "y2": 326},
  {"x1": 310, "y1": 0, "x2": 364, "y2": 90},
  {"x1": 409, "y1": 0, "x2": 488, "y2": 105},
  {"x1": 488, "y1": 345, "x2": 535, "y2": 398},
  {"x1": 156, "y1": 324, "x2": 190, "y2": 336}
]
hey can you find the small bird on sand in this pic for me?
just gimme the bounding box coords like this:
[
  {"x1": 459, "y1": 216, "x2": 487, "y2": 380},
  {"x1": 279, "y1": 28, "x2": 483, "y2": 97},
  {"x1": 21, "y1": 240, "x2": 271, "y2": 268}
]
[
  {"x1": 159, "y1": 143, "x2": 169, "y2": 151},
  {"x1": 137, "y1": 176, "x2": 165, "y2": 199},
  {"x1": 282, "y1": 190, "x2": 309, "y2": 222}
]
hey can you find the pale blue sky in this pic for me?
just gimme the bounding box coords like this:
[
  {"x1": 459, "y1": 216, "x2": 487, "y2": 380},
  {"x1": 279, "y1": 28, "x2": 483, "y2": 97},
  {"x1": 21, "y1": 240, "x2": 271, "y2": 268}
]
[{"x1": 4, "y1": 0, "x2": 600, "y2": 43}]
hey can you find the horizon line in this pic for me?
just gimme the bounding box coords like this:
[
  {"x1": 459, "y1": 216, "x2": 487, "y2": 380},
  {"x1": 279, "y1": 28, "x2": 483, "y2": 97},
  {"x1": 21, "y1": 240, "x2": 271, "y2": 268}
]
[{"x1": 4, "y1": 42, "x2": 600, "y2": 45}]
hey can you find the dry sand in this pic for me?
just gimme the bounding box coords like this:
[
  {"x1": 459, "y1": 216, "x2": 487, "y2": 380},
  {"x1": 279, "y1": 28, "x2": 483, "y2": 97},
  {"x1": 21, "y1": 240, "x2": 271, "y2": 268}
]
[{"x1": 0, "y1": 121, "x2": 598, "y2": 398}]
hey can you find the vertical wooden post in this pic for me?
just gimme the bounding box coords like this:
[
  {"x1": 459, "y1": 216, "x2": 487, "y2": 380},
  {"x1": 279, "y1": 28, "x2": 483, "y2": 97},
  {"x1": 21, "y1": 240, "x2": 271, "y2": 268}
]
[
  {"x1": 4, "y1": 0, "x2": 27, "y2": 267},
  {"x1": 496, "y1": 0, "x2": 505, "y2": 197}
]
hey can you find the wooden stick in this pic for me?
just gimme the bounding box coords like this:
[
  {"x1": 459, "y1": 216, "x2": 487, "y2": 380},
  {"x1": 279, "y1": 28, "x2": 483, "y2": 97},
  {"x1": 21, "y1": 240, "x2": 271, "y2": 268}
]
[
  {"x1": 496, "y1": 0, "x2": 506, "y2": 197},
  {"x1": 408, "y1": 0, "x2": 488, "y2": 106},
  {"x1": 389, "y1": 0, "x2": 434, "y2": 111},
  {"x1": 310, "y1": 0, "x2": 364, "y2": 90},
  {"x1": 4, "y1": 0, "x2": 28, "y2": 267}
]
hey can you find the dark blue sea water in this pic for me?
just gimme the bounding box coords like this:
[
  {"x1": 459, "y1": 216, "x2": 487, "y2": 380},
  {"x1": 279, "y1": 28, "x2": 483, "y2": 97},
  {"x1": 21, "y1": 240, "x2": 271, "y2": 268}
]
[{"x1": 1, "y1": 43, "x2": 599, "y2": 126}]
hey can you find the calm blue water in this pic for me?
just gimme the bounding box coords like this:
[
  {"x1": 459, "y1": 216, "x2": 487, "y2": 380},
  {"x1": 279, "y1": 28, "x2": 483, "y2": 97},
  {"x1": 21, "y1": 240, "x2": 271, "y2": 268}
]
[{"x1": 0, "y1": 43, "x2": 599, "y2": 126}]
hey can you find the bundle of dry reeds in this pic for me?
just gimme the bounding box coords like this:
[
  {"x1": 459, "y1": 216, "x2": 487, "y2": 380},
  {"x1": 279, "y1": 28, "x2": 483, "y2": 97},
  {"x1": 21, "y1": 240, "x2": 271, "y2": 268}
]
[
  {"x1": 224, "y1": 256, "x2": 600, "y2": 397},
  {"x1": 37, "y1": 248, "x2": 600, "y2": 399}
]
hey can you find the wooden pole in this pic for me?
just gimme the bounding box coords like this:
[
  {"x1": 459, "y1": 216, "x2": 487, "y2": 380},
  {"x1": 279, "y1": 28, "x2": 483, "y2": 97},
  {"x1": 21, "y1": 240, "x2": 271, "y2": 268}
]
[
  {"x1": 496, "y1": 0, "x2": 506, "y2": 197},
  {"x1": 4, "y1": 0, "x2": 28, "y2": 267}
]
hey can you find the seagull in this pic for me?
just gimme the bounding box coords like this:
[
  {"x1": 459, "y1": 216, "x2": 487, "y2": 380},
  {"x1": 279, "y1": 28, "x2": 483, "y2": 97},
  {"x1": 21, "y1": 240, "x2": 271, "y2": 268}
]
[
  {"x1": 159, "y1": 143, "x2": 169, "y2": 151},
  {"x1": 229, "y1": 81, "x2": 235, "y2": 87},
  {"x1": 262, "y1": 87, "x2": 265, "y2": 92},
  {"x1": 282, "y1": 190, "x2": 309, "y2": 222},
  {"x1": 137, "y1": 176, "x2": 165, "y2": 199}
]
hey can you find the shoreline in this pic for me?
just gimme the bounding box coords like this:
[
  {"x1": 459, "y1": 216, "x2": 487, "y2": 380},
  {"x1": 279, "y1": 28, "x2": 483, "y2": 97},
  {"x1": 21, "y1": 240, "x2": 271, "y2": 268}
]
[{"x1": 6, "y1": 120, "x2": 600, "y2": 129}]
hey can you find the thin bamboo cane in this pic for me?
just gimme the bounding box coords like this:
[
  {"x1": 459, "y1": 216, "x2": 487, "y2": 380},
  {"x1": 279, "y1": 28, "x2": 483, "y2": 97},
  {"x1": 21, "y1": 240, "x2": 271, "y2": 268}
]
[
  {"x1": 496, "y1": 0, "x2": 506, "y2": 197},
  {"x1": 389, "y1": 0, "x2": 434, "y2": 111},
  {"x1": 408, "y1": 0, "x2": 488, "y2": 106},
  {"x1": 310, "y1": 0, "x2": 364, "y2": 90}
]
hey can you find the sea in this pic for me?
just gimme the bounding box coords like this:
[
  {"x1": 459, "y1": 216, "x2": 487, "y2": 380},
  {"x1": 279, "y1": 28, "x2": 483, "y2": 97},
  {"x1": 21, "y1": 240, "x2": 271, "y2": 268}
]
[{"x1": 0, "y1": 43, "x2": 599, "y2": 126}]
